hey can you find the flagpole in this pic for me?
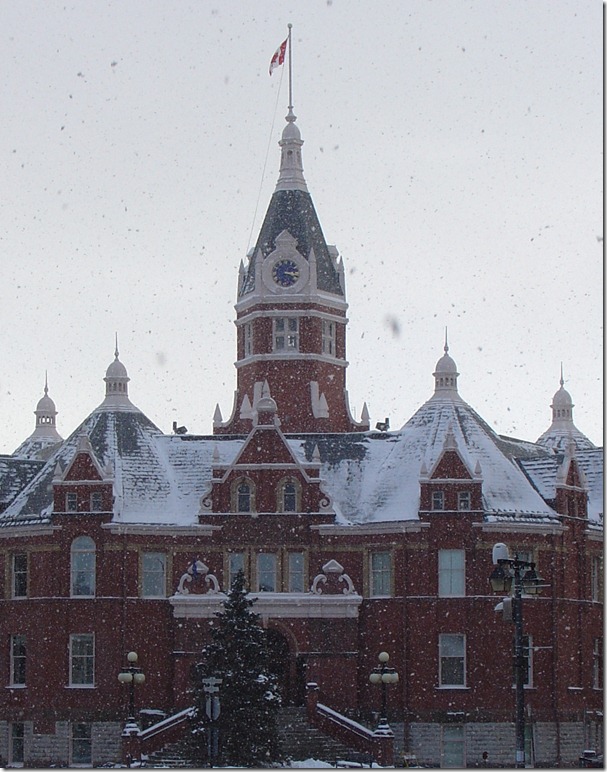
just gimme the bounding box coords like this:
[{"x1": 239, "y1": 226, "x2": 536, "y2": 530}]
[{"x1": 287, "y1": 23, "x2": 293, "y2": 110}]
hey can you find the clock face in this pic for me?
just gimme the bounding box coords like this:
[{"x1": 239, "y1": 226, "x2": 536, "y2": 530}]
[{"x1": 272, "y1": 258, "x2": 300, "y2": 287}]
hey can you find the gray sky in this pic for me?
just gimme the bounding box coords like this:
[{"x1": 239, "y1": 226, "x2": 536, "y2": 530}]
[{"x1": 0, "y1": 0, "x2": 602, "y2": 452}]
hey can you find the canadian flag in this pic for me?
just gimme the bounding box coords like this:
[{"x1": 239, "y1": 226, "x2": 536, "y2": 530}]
[{"x1": 269, "y1": 38, "x2": 287, "y2": 75}]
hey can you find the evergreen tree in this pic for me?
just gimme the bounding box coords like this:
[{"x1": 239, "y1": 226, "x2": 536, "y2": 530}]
[{"x1": 190, "y1": 571, "x2": 284, "y2": 767}]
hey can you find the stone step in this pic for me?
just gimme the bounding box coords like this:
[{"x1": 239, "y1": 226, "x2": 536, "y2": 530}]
[{"x1": 145, "y1": 707, "x2": 375, "y2": 767}]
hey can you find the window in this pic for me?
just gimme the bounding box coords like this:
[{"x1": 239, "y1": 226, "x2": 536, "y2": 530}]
[
  {"x1": 228, "y1": 552, "x2": 245, "y2": 589},
  {"x1": 244, "y1": 323, "x2": 253, "y2": 357},
  {"x1": 274, "y1": 317, "x2": 299, "y2": 351},
  {"x1": 70, "y1": 634, "x2": 94, "y2": 686},
  {"x1": 71, "y1": 723, "x2": 92, "y2": 766},
  {"x1": 321, "y1": 320, "x2": 336, "y2": 355},
  {"x1": 71, "y1": 536, "x2": 96, "y2": 597},
  {"x1": 234, "y1": 479, "x2": 255, "y2": 513},
  {"x1": 66, "y1": 491, "x2": 78, "y2": 512},
  {"x1": 593, "y1": 638, "x2": 603, "y2": 689},
  {"x1": 279, "y1": 477, "x2": 299, "y2": 513},
  {"x1": 439, "y1": 634, "x2": 466, "y2": 687},
  {"x1": 442, "y1": 725, "x2": 465, "y2": 768},
  {"x1": 513, "y1": 635, "x2": 533, "y2": 687},
  {"x1": 142, "y1": 552, "x2": 166, "y2": 597},
  {"x1": 432, "y1": 490, "x2": 444, "y2": 510},
  {"x1": 257, "y1": 553, "x2": 277, "y2": 592},
  {"x1": 370, "y1": 552, "x2": 392, "y2": 597},
  {"x1": 591, "y1": 556, "x2": 603, "y2": 602},
  {"x1": 288, "y1": 552, "x2": 305, "y2": 593},
  {"x1": 90, "y1": 492, "x2": 103, "y2": 512},
  {"x1": 10, "y1": 634, "x2": 26, "y2": 686},
  {"x1": 9, "y1": 722, "x2": 25, "y2": 766},
  {"x1": 12, "y1": 553, "x2": 27, "y2": 598},
  {"x1": 457, "y1": 491, "x2": 471, "y2": 510},
  {"x1": 438, "y1": 549, "x2": 465, "y2": 597}
]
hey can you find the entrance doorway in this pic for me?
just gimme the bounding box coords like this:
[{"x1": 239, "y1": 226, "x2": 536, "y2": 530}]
[{"x1": 265, "y1": 628, "x2": 306, "y2": 706}]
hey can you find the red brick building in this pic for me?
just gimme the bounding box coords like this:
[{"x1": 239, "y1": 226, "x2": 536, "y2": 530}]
[{"x1": 0, "y1": 107, "x2": 602, "y2": 768}]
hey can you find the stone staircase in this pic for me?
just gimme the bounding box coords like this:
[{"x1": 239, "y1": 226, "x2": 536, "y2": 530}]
[
  {"x1": 144, "y1": 707, "x2": 376, "y2": 768},
  {"x1": 277, "y1": 706, "x2": 376, "y2": 766}
]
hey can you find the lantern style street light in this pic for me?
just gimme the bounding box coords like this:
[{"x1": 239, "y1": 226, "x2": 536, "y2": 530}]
[
  {"x1": 369, "y1": 651, "x2": 399, "y2": 734},
  {"x1": 118, "y1": 651, "x2": 146, "y2": 729},
  {"x1": 489, "y1": 543, "x2": 543, "y2": 769}
]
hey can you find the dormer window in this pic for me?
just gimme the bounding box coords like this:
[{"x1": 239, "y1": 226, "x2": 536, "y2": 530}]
[
  {"x1": 274, "y1": 317, "x2": 299, "y2": 351},
  {"x1": 90, "y1": 492, "x2": 103, "y2": 512},
  {"x1": 278, "y1": 477, "x2": 300, "y2": 513},
  {"x1": 432, "y1": 490, "x2": 445, "y2": 511},
  {"x1": 66, "y1": 492, "x2": 78, "y2": 512},
  {"x1": 232, "y1": 478, "x2": 256, "y2": 513},
  {"x1": 457, "y1": 491, "x2": 471, "y2": 511}
]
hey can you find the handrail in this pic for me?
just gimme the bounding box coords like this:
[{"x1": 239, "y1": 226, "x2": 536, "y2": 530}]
[
  {"x1": 138, "y1": 706, "x2": 194, "y2": 741},
  {"x1": 316, "y1": 702, "x2": 376, "y2": 741}
]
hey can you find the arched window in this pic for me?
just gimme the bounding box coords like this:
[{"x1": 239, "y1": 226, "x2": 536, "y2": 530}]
[
  {"x1": 71, "y1": 536, "x2": 96, "y2": 597},
  {"x1": 232, "y1": 478, "x2": 255, "y2": 513},
  {"x1": 278, "y1": 477, "x2": 300, "y2": 513}
]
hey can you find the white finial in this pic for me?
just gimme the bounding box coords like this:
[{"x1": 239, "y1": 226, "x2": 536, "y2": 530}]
[
  {"x1": 444, "y1": 326, "x2": 449, "y2": 353},
  {"x1": 115, "y1": 332, "x2": 119, "y2": 360},
  {"x1": 560, "y1": 362, "x2": 564, "y2": 387}
]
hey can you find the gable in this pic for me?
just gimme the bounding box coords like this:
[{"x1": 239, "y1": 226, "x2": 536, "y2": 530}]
[
  {"x1": 64, "y1": 453, "x2": 103, "y2": 482},
  {"x1": 431, "y1": 450, "x2": 472, "y2": 481}
]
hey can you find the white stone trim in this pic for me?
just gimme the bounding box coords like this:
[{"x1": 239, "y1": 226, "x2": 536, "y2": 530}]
[
  {"x1": 235, "y1": 352, "x2": 348, "y2": 368},
  {"x1": 169, "y1": 591, "x2": 362, "y2": 619}
]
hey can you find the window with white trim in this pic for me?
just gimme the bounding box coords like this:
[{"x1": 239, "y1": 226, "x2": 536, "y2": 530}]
[
  {"x1": 10, "y1": 634, "x2": 26, "y2": 686},
  {"x1": 66, "y1": 491, "x2": 78, "y2": 512},
  {"x1": 69, "y1": 634, "x2": 94, "y2": 687},
  {"x1": 229, "y1": 552, "x2": 245, "y2": 589},
  {"x1": 591, "y1": 556, "x2": 603, "y2": 602},
  {"x1": 12, "y1": 553, "x2": 27, "y2": 598},
  {"x1": 438, "y1": 549, "x2": 465, "y2": 597},
  {"x1": 274, "y1": 317, "x2": 299, "y2": 351},
  {"x1": 513, "y1": 635, "x2": 533, "y2": 687},
  {"x1": 457, "y1": 491, "x2": 471, "y2": 510},
  {"x1": 90, "y1": 491, "x2": 103, "y2": 512},
  {"x1": 439, "y1": 633, "x2": 466, "y2": 687},
  {"x1": 432, "y1": 490, "x2": 444, "y2": 511},
  {"x1": 370, "y1": 552, "x2": 392, "y2": 597},
  {"x1": 71, "y1": 536, "x2": 96, "y2": 597},
  {"x1": 233, "y1": 478, "x2": 255, "y2": 513},
  {"x1": 257, "y1": 553, "x2": 277, "y2": 592},
  {"x1": 593, "y1": 638, "x2": 603, "y2": 689},
  {"x1": 142, "y1": 552, "x2": 166, "y2": 597},
  {"x1": 321, "y1": 320, "x2": 336, "y2": 355},
  {"x1": 71, "y1": 723, "x2": 92, "y2": 765},
  {"x1": 288, "y1": 552, "x2": 305, "y2": 593}
]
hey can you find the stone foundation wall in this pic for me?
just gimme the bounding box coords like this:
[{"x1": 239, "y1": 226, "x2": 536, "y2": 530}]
[
  {"x1": 402, "y1": 721, "x2": 596, "y2": 768},
  {"x1": 0, "y1": 720, "x2": 122, "y2": 767}
]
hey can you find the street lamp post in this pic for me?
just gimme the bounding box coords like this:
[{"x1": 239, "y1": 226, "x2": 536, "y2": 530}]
[
  {"x1": 118, "y1": 651, "x2": 146, "y2": 727},
  {"x1": 369, "y1": 651, "x2": 399, "y2": 734},
  {"x1": 489, "y1": 543, "x2": 543, "y2": 769}
]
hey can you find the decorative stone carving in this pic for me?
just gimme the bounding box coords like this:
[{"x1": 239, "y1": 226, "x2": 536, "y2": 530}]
[
  {"x1": 310, "y1": 559, "x2": 356, "y2": 595},
  {"x1": 176, "y1": 560, "x2": 220, "y2": 595}
]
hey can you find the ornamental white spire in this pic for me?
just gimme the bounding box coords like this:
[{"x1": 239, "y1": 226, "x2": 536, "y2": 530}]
[
  {"x1": 98, "y1": 337, "x2": 137, "y2": 412},
  {"x1": 274, "y1": 26, "x2": 308, "y2": 194},
  {"x1": 432, "y1": 329, "x2": 460, "y2": 398}
]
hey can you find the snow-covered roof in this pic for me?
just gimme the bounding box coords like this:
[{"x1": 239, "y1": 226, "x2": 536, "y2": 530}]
[
  {"x1": 0, "y1": 387, "x2": 600, "y2": 532},
  {"x1": 520, "y1": 448, "x2": 604, "y2": 523}
]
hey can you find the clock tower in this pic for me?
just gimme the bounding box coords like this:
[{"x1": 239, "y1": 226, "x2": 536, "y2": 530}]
[{"x1": 214, "y1": 107, "x2": 369, "y2": 435}]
